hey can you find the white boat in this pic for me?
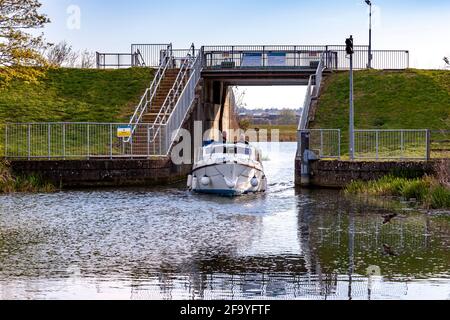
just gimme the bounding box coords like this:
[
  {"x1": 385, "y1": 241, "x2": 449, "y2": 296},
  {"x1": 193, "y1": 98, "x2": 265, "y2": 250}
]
[{"x1": 187, "y1": 142, "x2": 267, "y2": 197}]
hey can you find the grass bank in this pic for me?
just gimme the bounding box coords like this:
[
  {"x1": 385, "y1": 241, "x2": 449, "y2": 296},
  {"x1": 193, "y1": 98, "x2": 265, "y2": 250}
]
[
  {"x1": 345, "y1": 161, "x2": 450, "y2": 209},
  {"x1": 311, "y1": 69, "x2": 450, "y2": 156},
  {"x1": 0, "y1": 67, "x2": 154, "y2": 193},
  {"x1": 0, "y1": 67, "x2": 154, "y2": 123}
]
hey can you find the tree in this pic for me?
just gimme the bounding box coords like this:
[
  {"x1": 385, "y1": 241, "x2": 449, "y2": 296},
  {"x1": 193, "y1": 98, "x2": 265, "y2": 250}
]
[
  {"x1": 46, "y1": 41, "x2": 78, "y2": 67},
  {"x1": 80, "y1": 50, "x2": 95, "y2": 69},
  {"x1": 0, "y1": 0, "x2": 49, "y2": 84}
]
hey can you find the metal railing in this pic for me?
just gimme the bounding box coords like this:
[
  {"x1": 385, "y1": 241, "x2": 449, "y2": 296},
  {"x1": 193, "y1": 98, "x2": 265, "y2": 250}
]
[
  {"x1": 96, "y1": 44, "x2": 409, "y2": 70},
  {"x1": 203, "y1": 45, "x2": 325, "y2": 69},
  {"x1": 2, "y1": 123, "x2": 168, "y2": 160},
  {"x1": 131, "y1": 44, "x2": 172, "y2": 68},
  {"x1": 430, "y1": 130, "x2": 450, "y2": 159},
  {"x1": 299, "y1": 54, "x2": 326, "y2": 130},
  {"x1": 126, "y1": 45, "x2": 173, "y2": 142},
  {"x1": 163, "y1": 50, "x2": 203, "y2": 154},
  {"x1": 155, "y1": 44, "x2": 196, "y2": 126},
  {"x1": 202, "y1": 45, "x2": 409, "y2": 70},
  {"x1": 298, "y1": 129, "x2": 341, "y2": 159},
  {"x1": 325, "y1": 46, "x2": 409, "y2": 70},
  {"x1": 354, "y1": 130, "x2": 429, "y2": 160},
  {"x1": 97, "y1": 44, "x2": 171, "y2": 69},
  {"x1": 95, "y1": 53, "x2": 142, "y2": 69}
]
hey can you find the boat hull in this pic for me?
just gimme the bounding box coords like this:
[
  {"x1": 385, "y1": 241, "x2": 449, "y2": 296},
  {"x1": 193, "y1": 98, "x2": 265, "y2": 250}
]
[{"x1": 189, "y1": 163, "x2": 267, "y2": 197}]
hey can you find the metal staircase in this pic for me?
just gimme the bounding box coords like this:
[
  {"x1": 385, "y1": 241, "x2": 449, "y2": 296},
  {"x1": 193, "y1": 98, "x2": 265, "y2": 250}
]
[{"x1": 126, "y1": 44, "x2": 203, "y2": 157}]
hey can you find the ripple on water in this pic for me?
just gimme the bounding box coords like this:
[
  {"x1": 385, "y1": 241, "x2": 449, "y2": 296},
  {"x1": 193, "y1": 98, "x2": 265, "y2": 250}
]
[{"x1": 0, "y1": 143, "x2": 449, "y2": 300}]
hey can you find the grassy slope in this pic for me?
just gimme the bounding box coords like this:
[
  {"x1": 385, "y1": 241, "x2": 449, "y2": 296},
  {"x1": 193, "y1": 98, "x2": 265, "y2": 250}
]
[
  {"x1": 0, "y1": 67, "x2": 154, "y2": 123},
  {"x1": 311, "y1": 69, "x2": 450, "y2": 145}
]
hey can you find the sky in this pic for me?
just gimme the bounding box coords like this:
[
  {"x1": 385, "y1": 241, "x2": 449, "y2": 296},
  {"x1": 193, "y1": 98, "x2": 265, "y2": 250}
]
[{"x1": 38, "y1": 0, "x2": 450, "y2": 109}]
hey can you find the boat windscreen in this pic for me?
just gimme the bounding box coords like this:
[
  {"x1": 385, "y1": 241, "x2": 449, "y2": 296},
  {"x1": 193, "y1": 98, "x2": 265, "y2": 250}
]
[{"x1": 205, "y1": 145, "x2": 253, "y2": 157}]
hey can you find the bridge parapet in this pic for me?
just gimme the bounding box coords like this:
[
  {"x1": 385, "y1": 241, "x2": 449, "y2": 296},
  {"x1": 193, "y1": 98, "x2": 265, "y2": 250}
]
[
  {"x1": 97, "y1": 44, "x2": 410, "y2": 71},
  {"x1": 202, "y1": 45, "x2": 409, "y2": 71}
]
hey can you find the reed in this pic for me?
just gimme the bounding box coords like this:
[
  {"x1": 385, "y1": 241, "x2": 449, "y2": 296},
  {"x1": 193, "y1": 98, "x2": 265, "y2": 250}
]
[
  {"x1": 345, "y1": 174, "x2": 450, "y2": 209},
  {"x1": 0, "y1": 160, "x2": 55, "y2": 194}
]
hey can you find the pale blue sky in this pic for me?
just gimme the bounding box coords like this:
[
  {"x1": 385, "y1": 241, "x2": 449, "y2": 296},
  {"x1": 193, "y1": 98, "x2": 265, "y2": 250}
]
[{"x1": 39, "y1": 0, "x2": 450, "y2": 108}]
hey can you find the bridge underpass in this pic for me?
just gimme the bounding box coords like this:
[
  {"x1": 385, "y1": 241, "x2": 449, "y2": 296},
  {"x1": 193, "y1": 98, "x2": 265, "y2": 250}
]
[{"x1": 3, "y1": 44, "x2": 411, "y2": 188}]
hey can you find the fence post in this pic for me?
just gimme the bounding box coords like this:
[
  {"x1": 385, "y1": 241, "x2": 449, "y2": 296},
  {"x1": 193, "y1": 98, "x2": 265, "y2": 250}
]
[
  {"x1": 110, "y1": 124, "x2": 113, "y2": 160},
  {"x1": 147, "y1": 124, "x2": 150, "y2": 158},
  {"x1": 27, "y1": 124, "x2": 31, "y2": 160},
  {"x1": 294, "y1": 46, "x2": 297, "y2": 67},
  {"x1": 48, "y1": 123, "x2": 51, "y2": 160},
  {"x1": 426, "y1": 129, "x2": 431, "y2": 161},
  {"x1": 87, "y1": 124, "x2": 90, "y2": 159},
  {"x1": 376, "y1": 130, "x2": 379, "y2": 160},
  {"x1": 320, "y1": 130, "x2": 324, "y2": 158},
  {"x1": 338, "y1": 130, "x2": 341, "y2": 159},
  {"x1": 401, "y1": 130, "x2": 405, "y2": 160},
  {"x1": 63, "y1": 123, "x2": 66, "y2": 160},
  {"x1": 262, "y1": 46, "x2": 265, "y2": 67},
  {"x1": 4, "y1": 125, "x2": 8, "y2": 158}
]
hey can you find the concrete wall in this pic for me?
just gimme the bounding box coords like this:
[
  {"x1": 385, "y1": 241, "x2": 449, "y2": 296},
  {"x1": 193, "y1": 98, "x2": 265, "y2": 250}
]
[
  {"x1": 10, "y1": 158, "x2": 192, "y2": 188},
  {"x1": 188, "y1": 79, "x2": 240, "y2": 142},
  {"x1": 296, "y1": 160, "x2": 436, "y2": 188}
]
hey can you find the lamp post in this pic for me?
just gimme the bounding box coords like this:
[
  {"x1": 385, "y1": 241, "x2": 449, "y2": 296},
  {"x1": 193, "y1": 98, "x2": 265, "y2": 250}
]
[
  {"x1": 365, "y1": 0, "x2": 373, "y2": 69},
  {"x1": 346, "y1": 36, "x2": 355, "y2": 160}
]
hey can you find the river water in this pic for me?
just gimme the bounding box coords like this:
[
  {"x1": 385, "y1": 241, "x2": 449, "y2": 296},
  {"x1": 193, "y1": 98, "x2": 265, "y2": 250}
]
[{"x1": 0, "y1": 143, "x2": 449, "y2": 300}]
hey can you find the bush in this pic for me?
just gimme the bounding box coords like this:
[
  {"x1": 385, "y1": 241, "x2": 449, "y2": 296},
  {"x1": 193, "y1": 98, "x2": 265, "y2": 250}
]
[
  {"x1": 0, "y1": 160, "x2": 55, "y2": 194},
  {"x1": 427, "y1": 186, "x2": 450, "y2": 209},
  {"x1": 401, "y1": 179, "x2": 429, "y2": 201}
]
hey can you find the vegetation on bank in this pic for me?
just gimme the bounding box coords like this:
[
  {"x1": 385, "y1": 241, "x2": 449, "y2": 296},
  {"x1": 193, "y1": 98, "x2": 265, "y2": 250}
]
[
  {"x1": 239, "y1": 121, "x2": 298, "y2": 142},
  {"x1": 0, "y1": 67, "x2": 154, "y2": 123},
  {"x1": 311, "y1": 69, "x2": 450, "y2": 156},
  {"x1": 0, "y1": 160, "x2": 54, "y2": 194},
  {"x1": 0, "y1": 67, "x2": 154, "y2": 193},
  {"x1": 255, "y1": 124, "x2": 298, "y2": 142},
  {"x1": 345, "y1": 161, "x2": 450, "y2": 209}
]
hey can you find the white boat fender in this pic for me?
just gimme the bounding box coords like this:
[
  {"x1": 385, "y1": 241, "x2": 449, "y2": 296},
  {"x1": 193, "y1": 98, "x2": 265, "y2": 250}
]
[
  {"x1": 224, "y1": 177, "x2": 237, "y2": 189},
  {"x1": 187, "y1": 175, "x2": 193, "y2": 188},
  {"x1": 201, "y1": 176, "x2": 211, "y2": 186},
  {"x1": 251, "y1": 176, "x2": 259, "y2": 187}
]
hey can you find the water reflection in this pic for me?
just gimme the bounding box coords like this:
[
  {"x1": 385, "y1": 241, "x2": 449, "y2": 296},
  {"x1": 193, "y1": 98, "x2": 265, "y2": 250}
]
[{"x1": 0, "y1": 144, "x2": 449, "y2": 300}]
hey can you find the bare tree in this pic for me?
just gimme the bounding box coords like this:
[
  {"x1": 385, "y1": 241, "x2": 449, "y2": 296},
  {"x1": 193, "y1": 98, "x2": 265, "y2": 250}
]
[
  {"x1": 46, "y1": 41, "x2": 78, "y2": 67},
  {"x1": 80, "y1": 50, "x2": 95, "y2": 69},
  {"x1": 232, "y1": 86, "x2": 247, "y2": 108},
  {"x1": 444, "y1": 57, "x2": 450, "y2": 70}
]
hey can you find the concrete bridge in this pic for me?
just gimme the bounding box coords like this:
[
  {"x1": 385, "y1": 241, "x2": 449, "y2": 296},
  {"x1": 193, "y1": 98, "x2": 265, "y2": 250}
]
[{"x1": 4, "y1": 43, "x2": 413, "y2": 188}]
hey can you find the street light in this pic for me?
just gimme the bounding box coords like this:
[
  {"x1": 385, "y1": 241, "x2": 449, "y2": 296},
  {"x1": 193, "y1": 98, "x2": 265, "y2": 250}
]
[{"x1": 365, "y1": 0, "x2": 373, "y2": 69}]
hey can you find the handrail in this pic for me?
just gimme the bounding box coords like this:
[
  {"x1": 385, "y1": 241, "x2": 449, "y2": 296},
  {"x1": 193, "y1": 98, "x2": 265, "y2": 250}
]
[
  {"x1": 147, "y1": 44, "x2": 197, "y2": 144},
  {"x1": 125, "y1": 44, "x2": 173, "y2": 142},
  {"x1": 164, "y1": 51, "x2": 203, "y2": 154},
  {"x1": 299, "y1": 53, "x2": 326, "y2": 130},
  {"x1": 147, "y1": 46, "x2": 203, "y2": 153},
  {"x1": 157, "y1": 55, "x2": 195, "y2": 124}
]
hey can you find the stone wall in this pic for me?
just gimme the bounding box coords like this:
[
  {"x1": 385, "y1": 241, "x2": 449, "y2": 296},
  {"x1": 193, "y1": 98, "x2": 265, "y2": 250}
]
[
  {"x1": 10, "y1": 158, "x2": 191, "y2": 189},
  {"x1": 296, "y1": 160, "x2": 436, "y2": 188}
]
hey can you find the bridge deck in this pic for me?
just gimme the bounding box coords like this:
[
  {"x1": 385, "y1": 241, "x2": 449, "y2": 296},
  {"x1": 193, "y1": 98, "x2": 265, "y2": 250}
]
[{"x1": 201, "y1": 68, "x2": 324, "y2": 85}]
